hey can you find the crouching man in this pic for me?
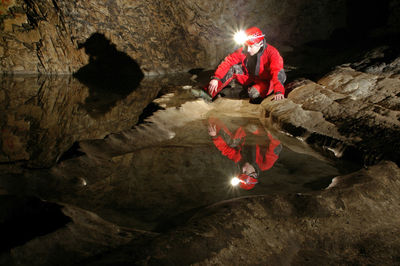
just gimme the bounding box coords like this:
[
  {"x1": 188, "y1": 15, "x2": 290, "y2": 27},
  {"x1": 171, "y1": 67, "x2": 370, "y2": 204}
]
[{"x1": 207, "y1": 27, "x2": 286, "y2": 103}]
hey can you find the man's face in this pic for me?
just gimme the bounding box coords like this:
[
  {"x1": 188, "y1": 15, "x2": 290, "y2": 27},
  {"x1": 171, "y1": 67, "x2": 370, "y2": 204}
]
[
  {"x1": 242, "y1": 162, "x2": 256, "y2": 176},
  {"x1": 247, "y1": 41, "x2": 263, "y2": 56}
]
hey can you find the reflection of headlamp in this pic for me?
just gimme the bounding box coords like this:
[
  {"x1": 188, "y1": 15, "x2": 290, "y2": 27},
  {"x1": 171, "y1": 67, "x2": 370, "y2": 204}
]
[
  {"x1": 231, "y1": 177, "x2": 241, "y2": 186},
  {"x1": 230, "y1": 174, "x2": 258, "y2": 190}
]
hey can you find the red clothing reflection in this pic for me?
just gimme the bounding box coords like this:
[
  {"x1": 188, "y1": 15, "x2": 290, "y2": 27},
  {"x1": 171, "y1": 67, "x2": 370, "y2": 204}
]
[{"x1": 208, "y1": 117, "x2": 281, "y2": 189}]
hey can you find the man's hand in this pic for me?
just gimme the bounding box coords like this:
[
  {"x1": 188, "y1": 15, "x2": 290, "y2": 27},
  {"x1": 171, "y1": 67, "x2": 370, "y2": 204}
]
[
  {"x1": 272, "y1": 94, "x2": 284, "y2": 101},
  {"x1": 208, "y1": 123, "x2": 217, "y2": 137},
  {"x1": 208, "y1": 79, "x2": 219, "y2": 95}
]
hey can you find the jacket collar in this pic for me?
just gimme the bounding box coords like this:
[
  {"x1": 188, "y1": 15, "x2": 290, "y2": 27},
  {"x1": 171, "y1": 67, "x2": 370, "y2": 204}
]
[{"x1": 254, "y1": 39, "x2": 267, "y2": 75}]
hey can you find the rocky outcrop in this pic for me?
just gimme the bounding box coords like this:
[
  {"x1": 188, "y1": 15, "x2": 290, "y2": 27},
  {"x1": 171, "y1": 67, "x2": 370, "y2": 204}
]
[
  {"x1": 262, "y1": 44, "x2": 400, "y2": 165},
  {"x1": 0, "y1": 0, "x2": 87, "y2": 73},
  {"x1": 1, "y1": 0, "x2": 350, "y2": 74}
]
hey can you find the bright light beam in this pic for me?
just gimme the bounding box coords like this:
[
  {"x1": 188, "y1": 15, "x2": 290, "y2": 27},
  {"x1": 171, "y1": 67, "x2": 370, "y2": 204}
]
[{"x1": 234, "y1": 30, "x2": 247, "y2": 45}]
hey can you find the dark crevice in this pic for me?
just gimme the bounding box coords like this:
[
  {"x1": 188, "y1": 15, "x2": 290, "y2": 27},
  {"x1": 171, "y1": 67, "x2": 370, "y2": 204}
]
[
  {"x1": 57, "y1": 142, "x2": 85, "y2": 163},
  {"x1": 0, "y1": 195, "x2": 71, "y2": 252}
]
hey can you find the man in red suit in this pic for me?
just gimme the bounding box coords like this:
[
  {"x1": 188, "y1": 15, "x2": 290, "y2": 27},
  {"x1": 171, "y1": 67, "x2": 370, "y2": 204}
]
[{"x1": 207, "y1": 27, "x2": 286, "y2": 103}]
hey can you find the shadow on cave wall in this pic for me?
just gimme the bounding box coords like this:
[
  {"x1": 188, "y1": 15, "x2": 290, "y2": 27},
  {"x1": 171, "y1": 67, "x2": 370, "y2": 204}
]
[{"x1": 74, "y1": 33, "x2": 144, "y2": 118}]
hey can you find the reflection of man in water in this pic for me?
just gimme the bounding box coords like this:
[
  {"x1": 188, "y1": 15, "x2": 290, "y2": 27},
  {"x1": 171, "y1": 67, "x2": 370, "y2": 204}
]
[{"x1": 207, "y1": 117, "x2": 282, "y2": 190}]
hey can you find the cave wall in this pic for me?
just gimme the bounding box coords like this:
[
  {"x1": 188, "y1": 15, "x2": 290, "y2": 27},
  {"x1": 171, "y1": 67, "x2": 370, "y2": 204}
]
[{"x1": 0, "y1": 0, "x2": 397, "y2": 75}]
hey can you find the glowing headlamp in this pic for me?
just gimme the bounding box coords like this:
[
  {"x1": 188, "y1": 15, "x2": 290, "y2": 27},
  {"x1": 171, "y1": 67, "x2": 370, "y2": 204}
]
[
  {"x1": 234, "y1": 30, "x2": 265, "y2": 45},
  {"x1": 234, "y1": 30, "x2": 248, "y2": 45}
]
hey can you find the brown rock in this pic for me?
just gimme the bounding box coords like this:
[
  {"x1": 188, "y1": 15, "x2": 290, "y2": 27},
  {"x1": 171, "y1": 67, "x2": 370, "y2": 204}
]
[
  {"x1": 1, "y1": 0, "x2": 350, "y2": 75},
  {"x1": 262, "y1": 47, "x2": 400, "y2": 165}
]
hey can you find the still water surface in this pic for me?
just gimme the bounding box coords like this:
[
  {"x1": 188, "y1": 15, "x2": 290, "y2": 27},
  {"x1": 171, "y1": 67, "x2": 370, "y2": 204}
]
[{"x1": 0, "y1": 74, "x2": 360, "y2": 231}]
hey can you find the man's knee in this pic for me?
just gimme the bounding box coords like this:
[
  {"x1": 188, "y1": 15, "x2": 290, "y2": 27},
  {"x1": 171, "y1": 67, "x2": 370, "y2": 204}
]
[
  {"x1": 221, "y1": 64, "x2": 244, "y2": 83},
  {"x1": 278, "y1": 69, "x2": 286, "y2": 85},
  {"x1": 248, "y1": 86, "x2": 260, "y2": 99},
  {"x1": 232, "y1": 64, "x2": 244, "y2": 75}
]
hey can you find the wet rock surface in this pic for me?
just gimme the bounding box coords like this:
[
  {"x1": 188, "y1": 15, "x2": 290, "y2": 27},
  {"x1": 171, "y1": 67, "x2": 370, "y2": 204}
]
[{"x1": 263, "y1": 42, "x2": 400, "y2": 165}]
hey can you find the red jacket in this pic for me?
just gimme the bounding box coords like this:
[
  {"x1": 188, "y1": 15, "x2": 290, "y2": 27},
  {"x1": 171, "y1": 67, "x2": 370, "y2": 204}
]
[
  {"x1": 209, "y1": 118, "x2": 281, "y2": 171},
  {"x1": 213, "y1": 42, "x2": 285, "y2": 96}
]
